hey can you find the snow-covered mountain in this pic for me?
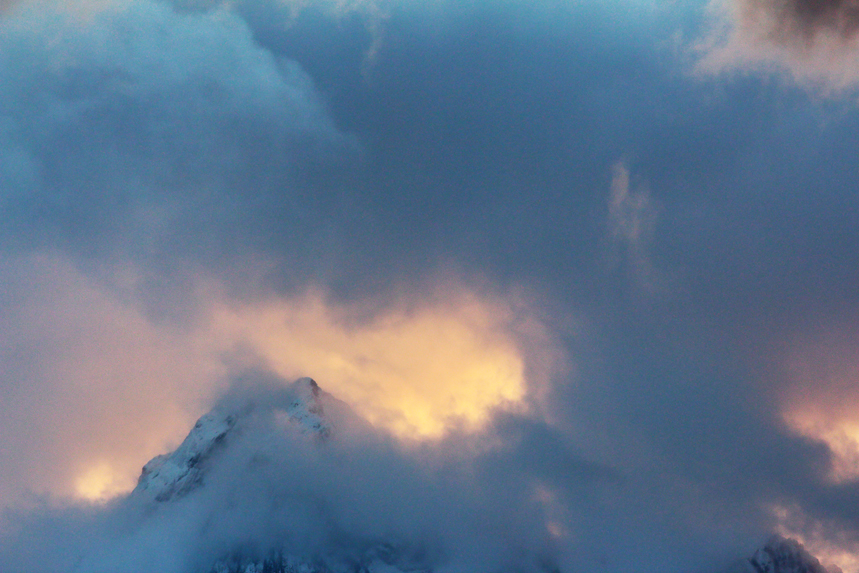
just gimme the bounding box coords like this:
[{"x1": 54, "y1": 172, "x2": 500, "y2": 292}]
[
  {"x1": 133, "y1": 377, "x2": 331, "y2": 502},
  {"x1": 128, "y1": 377, "x2": 426, "y2": 573}
]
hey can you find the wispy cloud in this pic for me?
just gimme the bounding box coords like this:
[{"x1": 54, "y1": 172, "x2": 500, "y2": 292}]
[{"x1": 606, "y1": 162, "x2": 661, "y2": 292}]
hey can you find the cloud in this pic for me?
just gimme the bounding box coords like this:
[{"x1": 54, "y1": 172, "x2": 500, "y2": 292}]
[
  {"x1": 1, "y1": 252, "x2": 800, "y2": 573},
  {"x1": 766, "y1": 502, "x2": 859, "y2": 573},
  {"x1": 0, "y1": 254, "x2": 221, "y2": 506},
  {"x1": 165, "y1": 0, "x2": 393, "y2": 74},
  {"x1": 769, "y1": 321, "x2": 859, "y2": 484},
  {"x1": 4, "y1": 0, "x2": 859, "y2": 570},
  {"x1": 0, "y1": 253, "x2": 562, "y2": 512},
  {"x1": 204, "y1": 281, "x2": 562, "y2": 438},
  {"x1": 697, "y1": 0, "x2": 859, "y2": 89},
  {"x1": 606, "y1": 161, "x2": 661, "y2": 292},
  {"x1": 0, "y1": 0, "x2": 356, "y2": 300}
]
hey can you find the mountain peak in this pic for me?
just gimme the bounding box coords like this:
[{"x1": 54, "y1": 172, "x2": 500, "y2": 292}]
[
  {"x1": 301, "y1": 376, "x2": 320, "y2": 395},
  {"x1": 133, "y1": 376, "x2": 331, "y2": 502},
  {"x1": 283, "y1": 377, "x2": 330, "y2": 437}
]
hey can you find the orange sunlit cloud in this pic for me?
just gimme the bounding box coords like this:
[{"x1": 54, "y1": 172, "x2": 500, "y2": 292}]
[
  {"x1": 202, "y1": 285, "x2": 554, "y2": 439},
  {"x1": 74, "y1": 461, "x2": 136, "y2": 502}
]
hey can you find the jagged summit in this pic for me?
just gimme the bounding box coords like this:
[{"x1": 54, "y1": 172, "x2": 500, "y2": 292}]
[
  {"x1": 127, "y1": 375, "x2": 429, "y2": 573},
  {"x1": 282, "y1": 377, "x2": 331, "y2": 438},
  {"x1": 134, "y1": 409, "x2": 237, "y2": 502},
  {"x1": 133, "y1": 376, "x2": 332, "y2": 502}
]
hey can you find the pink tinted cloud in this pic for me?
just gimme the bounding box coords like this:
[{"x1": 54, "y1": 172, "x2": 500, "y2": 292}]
[
  {"x1": 0, "y1": 254, "x2": 564, "y2": 506},
  {"x1": 697, "y1": 0, "x2": 859, "y2": 90},
  {"x1": 0, "y1": 255, "x2": 223, "y2": 505}
]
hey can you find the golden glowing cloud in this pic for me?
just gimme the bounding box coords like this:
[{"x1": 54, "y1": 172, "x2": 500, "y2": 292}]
[
  {"x1": 204, "y1": 286, "x2": 542, "y2": 438},
  {"x1": 74, "y1": 461, "x2": 136, "y2": 502},
  {"x1": 0, "y1": 256, "x2": 559, "y2": 505}
]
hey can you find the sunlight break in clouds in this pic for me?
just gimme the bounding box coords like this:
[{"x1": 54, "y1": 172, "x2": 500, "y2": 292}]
[
  {"x1": 204, "y1": 283, "x2": 556, "y2": 439},
  {"x1": 74, "y1": 461, "x2": 133, "y2": 502}
]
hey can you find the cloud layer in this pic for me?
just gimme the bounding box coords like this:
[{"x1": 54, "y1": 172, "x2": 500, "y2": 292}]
[{"x1": 2, "y1": 0, "x2": 859, "y2": 571}]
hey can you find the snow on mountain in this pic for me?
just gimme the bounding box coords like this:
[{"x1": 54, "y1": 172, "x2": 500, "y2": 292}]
[
  {"x1": 126, "y1": 376, "x2": 429, "y2": 573},
  {"x1": 276, "y1": 377, "x2": 332, "y2": 438},
  {"x1": 133, "y1": 377, "x2": 331, "y2": 502}
]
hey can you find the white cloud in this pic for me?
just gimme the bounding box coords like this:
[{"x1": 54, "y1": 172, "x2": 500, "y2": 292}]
[{"x1": 0, "y1": 0, "x2": 352, "y2": 264}]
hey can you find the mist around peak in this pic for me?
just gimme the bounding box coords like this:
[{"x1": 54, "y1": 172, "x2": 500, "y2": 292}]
[{"x1": 0, "y1": 370, "x2": 565, "y2": 573}]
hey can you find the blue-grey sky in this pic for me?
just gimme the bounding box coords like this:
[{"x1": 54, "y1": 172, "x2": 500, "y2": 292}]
[{"x1": 2, "y1": 0, "x2": 859, "y2": 571}]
